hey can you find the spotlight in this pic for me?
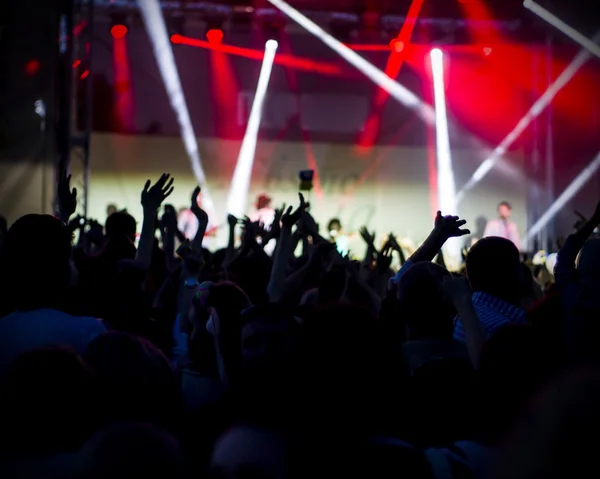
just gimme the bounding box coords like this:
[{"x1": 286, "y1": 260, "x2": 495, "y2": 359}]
[
  {"x1": 265, "y1": 39, "x2": 279, "y2": 50},
  {"x1": 110, "y1": 14, "x2": 129, "y2": 39},
  {"x1": 111, "y1": 24, "x2": 128, "y2": 39},
  {"x1": 206, "y1": 28, "x2": 224, "y2": 44},
  {"x1": 389, "y1": 38, "x2": 405, "y2": 53}
]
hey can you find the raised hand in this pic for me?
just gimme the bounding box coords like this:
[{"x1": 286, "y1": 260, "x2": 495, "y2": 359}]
[
  {"x1": 141, "y1": 174, "x2": 174, "y2": 212},
  {"x1": 57, "y1": 168, "x2": 77, "y2": 222},
  {"x1": 227, "y1": 214, "x2": 238, "y2": 229},
  {"x1": 359, "y1": 226, "x2": 376, "y2": 247},
  {"x1": 387, "y1": 233, "x2": 402, "y2": 252},
  {"x1": 434, "y1": 211, "x2": 470, "y2": 239},
  {"x1": 376, "y1": 243, "x2": 394, "y2": 272},
  {"x1": 281, "y1": 193, "x2": 307, "y2": 230},
  {"x1": 190, "y1": 186, "x2": 208, "y2": 225}
]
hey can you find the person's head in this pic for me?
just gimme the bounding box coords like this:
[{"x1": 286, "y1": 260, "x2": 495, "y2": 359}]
[
  {"x1": 396, "y1": 262, "x2": 455, "y2": 341},
  {"x1": 0, "y1": 347, "x2": 97, "y2": 455},
  {"x1": 106, "y1": 204, "x2": 118, "y2": 217},
  {"x1": 0, "y1": 214, "x2": 72, "y2": 310},
  {"x1": 256, "y1": 194, "x2": 272, "y2": 210},
  {"x1": 239, "y1": 303, "x2": 300, "y2": 374},
  {"x1": 210, "y1": 426, "x2": 288, "y2": 479},
  {"x1": 577, "y1": 238, "x2": 600, "y2": 280},
  {"x1": 105, "y1": 211, "x2": 137, "y2": 242},
  {"x1": 466, "y1": 236, "x2": 523, "y2": 304},
  {"x1": 84, "y1": 332, "x2": 180, "y2": 427},
  {"x1": 198, "y1": 282, "x2": 251, "y2": 386},
  {"x1": 76, "y1": 422, "x2": 184, "y2": 479},
  {"x1": 298, "y1": 303, "x2": 403, "y2": 434},
  {"x1": 327, "y1": 218, "x2": 342, "y2": 237},
  {"x1": 498, "y1": 201, "x2": 512, "y2": 220}
]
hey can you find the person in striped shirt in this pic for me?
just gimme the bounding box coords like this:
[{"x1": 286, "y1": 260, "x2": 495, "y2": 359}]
[{"x1": 453, "y1": 237, "x2": 526, "y2": 342}]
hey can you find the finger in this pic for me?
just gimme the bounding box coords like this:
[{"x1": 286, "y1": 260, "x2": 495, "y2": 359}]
[
  {"x1": 163, "y1": 177, "x2": 174, "y2": 192},
  {"x1": 71, "y1": 187, "x2": 77, "y2": 199},
  {"x1": 298, "y1": 192, "x2": 305, "y2": 207},
  {"x1": 285, "y1": 206, "x2": 293, "y2": 215},
  {"x1": 192, "y1": 186, "x2": 201, "y2": 203},
  {"x1": 143, "y1": 180, "x2": 151, "y2": 192},
  {"x1": 164, "y1": 186, "x2": 174, "y2": 198},
  {"x1": 459, "y1": 229, "x2": 471, "y2": 236},
  {"x1": 455, "y1": 219, "x2": 467, "y2": 227},
  {"x1": 158, "y1": 173, "x2": 169, "y2": 185}
]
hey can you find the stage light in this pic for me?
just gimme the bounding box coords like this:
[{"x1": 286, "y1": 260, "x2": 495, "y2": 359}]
[
  {"x1": 137, "y1": 0, "x2": 214, "y2": 216},
  {"x1": 111, "y1": 24, "x2": 128, "y2": 39},
  {"x1": 24, "y1": 59, "x2": 40, "y2": 76},
  {"x1": 266, "y1": 0, "x2": 434, "y2": 124},
  {"x1": 206, "y1": 28, "x2": 224, "y2": 44},
  {"x1": 389, "y1": 38, "x2": 405, "y2": 53},
  {"x1": 226, "y1": 40, "x2": 278, "y2": 219},
  {"x1": 456, "y1": 30, "x2": 600, "y2": 203},
  {"x1": 483, "y1": 46, "x2": 492, "y2": 55},
  {"x1": 430, "y1": 47, "x2": 460, "y2": 262}
]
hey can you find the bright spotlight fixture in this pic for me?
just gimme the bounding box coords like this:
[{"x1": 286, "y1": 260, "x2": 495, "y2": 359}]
[{"x1": 265, "y1": 39, "x2": 279, "y2": 50}]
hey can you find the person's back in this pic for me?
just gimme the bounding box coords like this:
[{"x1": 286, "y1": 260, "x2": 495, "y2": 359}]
[{"x1": 0, "y1": 214, "x2": 105, "y2": 376}]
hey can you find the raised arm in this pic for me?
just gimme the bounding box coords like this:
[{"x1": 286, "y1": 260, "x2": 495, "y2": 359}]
[
  {"x1": 409, "y1": 212, "x2": 469, "y2": 264},
  {"x1": 189, "y1": 186, "x2": 209, "y2": 254},
  {"x1": 136, "y1": 174, "x2": 174, "y2": 271},
  {"x1": 443, "y1": 275, "x2": 485, "y2": 369},
  {"x1": 555, "y1": 201, "x2": 600, "y2": 286},
  {"x1": 56, "y1": 167, "x2": 78, "y2": 224},
  {"x1": 389, "y1": 212, "x2": 469, "y2": 290},
  {"x1": 267, "y1": 194, "x2": 307, "y2": 302}
]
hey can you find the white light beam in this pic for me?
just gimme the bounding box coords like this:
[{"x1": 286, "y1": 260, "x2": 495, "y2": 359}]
[
  {"x1": 225, "y1": 40, "x2": 279, "y2": 218},
  {"x1": 137, "y1": 0, "x2": 214, "y2": 214},
  {"x1": 456, "y1": 30, "x2": 600, "y2": 203},
  {"x1": 524, "y1": 0, "x2": 600, "y2": 60},
  {"x1": 267, "y1": 0, "x2": 435, "y2": 125},
  {"x1": 526, "y1": 151, "x2": 600, "y2": 241}
]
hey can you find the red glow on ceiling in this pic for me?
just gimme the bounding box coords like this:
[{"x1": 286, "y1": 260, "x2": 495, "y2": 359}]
[
  {"x1": 206, "y1": 29, "x2": 224, "y2": 44},
  {"x1": 171, "y1": 34, "x2": 183, "y2": 43},
  {"x1": 72, "y1": 59, "x2": 81, "y2": 68},
  {"x1": 80, "y1": 70, "x2": 90, "y2": 80},
  {"x1": 110, "y1": 24, "x2": 128, "y2": 39},
  {"x1": 389, "y1": 38, "x2": 405, "y2": 53},
  {"x1": 24, "y1": 59, "x2": 40, "y2": 76}
]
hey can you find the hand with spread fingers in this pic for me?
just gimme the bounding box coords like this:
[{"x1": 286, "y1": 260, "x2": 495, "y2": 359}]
[
  {"x1": 141, "y1": 174, "x2": 174, "y2": 212},
  {"x1": 281, "y1": 193, "x2": 307, "y2": 230},
  {"x1": 433, "y1": 211, "x2": 470, "y2": 240}
]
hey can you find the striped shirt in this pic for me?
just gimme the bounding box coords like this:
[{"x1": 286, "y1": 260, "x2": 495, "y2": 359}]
[{"x1": 453, "y1": 292, "x2": 526, "y2": 342}]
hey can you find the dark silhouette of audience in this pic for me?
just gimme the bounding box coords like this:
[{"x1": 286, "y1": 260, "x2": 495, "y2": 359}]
[{"x1": 0, "y1": 172, "x2": 596, "y2": 479}]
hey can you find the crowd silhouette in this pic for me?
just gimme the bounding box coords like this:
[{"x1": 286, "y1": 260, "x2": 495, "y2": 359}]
[{"x1": 0, "y1": 170, "x2": 597, "y2": 479}]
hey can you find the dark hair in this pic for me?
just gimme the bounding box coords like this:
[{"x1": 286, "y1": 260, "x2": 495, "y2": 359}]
[
  {"x1": 0, "y1": 347, "x2": 97, "y2": 455},
  {"x1": 76, "y1": 422, "x2": 184, "y2": 478},
  {"x1": 466, "y1": 237, "x2": 522, "y2": 305},
  {"x1": 498, "y1": 201, "x2": 512, "y2": 210},
  {"x1": 0, "y1": 214, "x2": 72, "y2": 312},
  {"x1": 206, "y1": 282, "x2": 251, "y2": 385},
  {"x1": 327, "y1": 218, "x2": 341, "y2": 231},
  {"x1": 105, "y1": 211, "x2": 137, "y2": 242},
  {"x1": 84, "y1": 332, "x2": 181, "y2": 428},
  {"x1": 397, "y1": 262, "x2": 455, "y2": 340}
]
